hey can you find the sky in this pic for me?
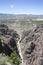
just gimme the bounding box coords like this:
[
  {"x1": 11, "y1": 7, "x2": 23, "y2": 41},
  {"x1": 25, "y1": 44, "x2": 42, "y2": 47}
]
[{"x1": 0, "y1": 0, "x2": 43, "y2": 14}]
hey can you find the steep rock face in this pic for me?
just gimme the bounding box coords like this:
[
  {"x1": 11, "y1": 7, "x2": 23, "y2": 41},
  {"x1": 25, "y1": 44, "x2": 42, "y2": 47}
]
[
  {"x1": 20, "y1": 24, "x2": 43, "y2": 65},
  {"x1": 0, "y1": 24, "x2": 20, "y2": 56}
]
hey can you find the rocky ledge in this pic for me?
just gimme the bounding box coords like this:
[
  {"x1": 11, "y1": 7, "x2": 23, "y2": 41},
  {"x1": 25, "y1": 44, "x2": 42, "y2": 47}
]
[{"x1": 0, "y1": 24, "x2": 20, "y2": 56}]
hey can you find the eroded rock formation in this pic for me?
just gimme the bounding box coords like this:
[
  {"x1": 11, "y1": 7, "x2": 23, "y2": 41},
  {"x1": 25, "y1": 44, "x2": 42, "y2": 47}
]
[{"x1": 20, "y1": 24, "x2": 43, "y2": 65}]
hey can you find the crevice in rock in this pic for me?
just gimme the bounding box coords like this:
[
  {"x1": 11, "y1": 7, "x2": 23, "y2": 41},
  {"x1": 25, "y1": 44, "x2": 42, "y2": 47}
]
[{"x1": 25, "y1": 42, "x2": 35, "y2": 54}]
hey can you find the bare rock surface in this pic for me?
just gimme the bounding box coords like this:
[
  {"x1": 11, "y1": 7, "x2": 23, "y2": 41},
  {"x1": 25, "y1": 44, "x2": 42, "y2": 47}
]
[{"x1": 20, "y1": 24, "x2": 43, "y2": 65}]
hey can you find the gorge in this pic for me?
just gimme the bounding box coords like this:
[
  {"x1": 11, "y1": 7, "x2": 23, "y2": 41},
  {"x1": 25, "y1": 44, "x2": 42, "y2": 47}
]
[{"x1": 0, "y1": 24, "x2": 43, "y2": 65}]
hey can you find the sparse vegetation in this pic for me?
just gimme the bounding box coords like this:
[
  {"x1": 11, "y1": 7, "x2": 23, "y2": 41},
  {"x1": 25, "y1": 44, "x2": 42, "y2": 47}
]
[
  {"x1": 8, "y1": 52, "x2": 21, "y2": 65},
  {"x1": 0, "y1": 52, "x2": 21, "y2": 65}
]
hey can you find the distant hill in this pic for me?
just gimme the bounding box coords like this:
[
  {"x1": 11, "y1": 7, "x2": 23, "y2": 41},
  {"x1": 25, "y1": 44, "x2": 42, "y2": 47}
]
[
  {"x1": 0, "y1": 13, "x2": 43, "y2": 20},
  {"x1": 0, "y1": 13, "x2": 16, "y2": 20}
]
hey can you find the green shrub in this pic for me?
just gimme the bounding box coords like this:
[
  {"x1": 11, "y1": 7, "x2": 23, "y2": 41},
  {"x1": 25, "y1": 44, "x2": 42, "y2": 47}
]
[
  {"x1": 0, "y1": 52, "x2": 21, "y2": 65},
  {"x1": 8, "y1": 52, "x2": 21, "y2": 65}
]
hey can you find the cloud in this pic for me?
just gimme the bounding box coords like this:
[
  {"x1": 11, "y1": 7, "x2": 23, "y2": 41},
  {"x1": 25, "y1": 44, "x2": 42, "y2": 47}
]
[{"x1": 10, "y1": 5, "x2": 14, "y2": 8}]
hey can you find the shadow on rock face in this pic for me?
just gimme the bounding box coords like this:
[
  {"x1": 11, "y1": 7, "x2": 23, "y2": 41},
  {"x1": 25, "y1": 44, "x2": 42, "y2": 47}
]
[
  {"x1": 25, "y1": 42, "x2": 35, "y2": 55},
  {"x1": 0, "y1": 40, "x2": 3, "y2": 53},
  {"x1": 3, "y1": 44, "x2": 12, "y2": 56}
]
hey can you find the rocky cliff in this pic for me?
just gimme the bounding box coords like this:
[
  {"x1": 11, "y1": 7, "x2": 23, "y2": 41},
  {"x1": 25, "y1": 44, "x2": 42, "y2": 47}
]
[
  {"x1": 0, "y1": 24, "x2": 20, "y2": 56},
  {"x1": 20, "y1": 24, "x2": 43, "y2": 65}
]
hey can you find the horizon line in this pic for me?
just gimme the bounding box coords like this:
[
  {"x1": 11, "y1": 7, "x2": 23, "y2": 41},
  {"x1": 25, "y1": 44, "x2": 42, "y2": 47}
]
[{"x1": 0, "y1": 12, "x2": 43, "y2": 15}]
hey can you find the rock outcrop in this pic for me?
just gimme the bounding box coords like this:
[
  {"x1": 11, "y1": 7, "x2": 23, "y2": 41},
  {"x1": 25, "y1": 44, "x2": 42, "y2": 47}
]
[
  {"x1": 0, "y1": 24, "x2": 20, "y2": 56},
  {"x1": 20, "y1": 24, "x2": 43, "y2": 65}
]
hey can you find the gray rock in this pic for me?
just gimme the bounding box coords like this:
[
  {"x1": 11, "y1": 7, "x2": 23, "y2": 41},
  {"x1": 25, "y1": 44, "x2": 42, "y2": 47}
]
[{"x1": 20, "y1": 24, "x2": 43, "y2": 65}]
